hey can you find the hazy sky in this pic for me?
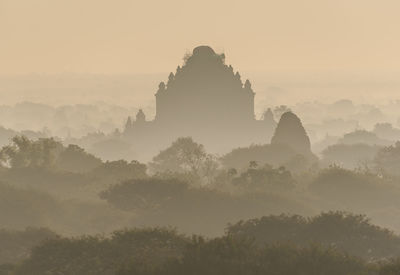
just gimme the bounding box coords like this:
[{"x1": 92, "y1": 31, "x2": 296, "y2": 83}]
[{"x1": 1, "y1": 0, "x2": 400, "y2": 74}]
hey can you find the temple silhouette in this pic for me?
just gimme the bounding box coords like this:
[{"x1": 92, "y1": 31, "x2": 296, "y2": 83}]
[{"x1": 124, "y1": 46, "x2": 276, "y2": 157}]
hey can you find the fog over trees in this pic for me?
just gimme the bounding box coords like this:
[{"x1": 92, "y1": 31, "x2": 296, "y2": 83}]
[{"x1": 2, "y1": 45, "x2": 400, "y2": 274}]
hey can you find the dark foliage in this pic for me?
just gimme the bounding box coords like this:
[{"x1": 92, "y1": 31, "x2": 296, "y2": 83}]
[
  {"x1": 221, "y1": 143, "x2": 305, "y2": 171},
  {"x1": 118, "y1": 236, "x2": 370, "y2": 275},
  {"x1": 0, "y1": 183, "x2": 61, "y2": 228},
  {"x1": 56, "y1": 144, "x2": 102, "y2": 173},
  {"x1": 8, "y1": 215, "x2": 400, "y2": 274},
  {"x1": 15, "y1": 228, "x2": 187, "y2": 275},
  {"x1": 308, "y1": 166, "x2": 400, "y2": 211},
  {"x1": 100, "y1": 178, "x2": 188, "y2": 210},
  {"x1": 99, "y1": 177, "x2": 308, "y2": 235},
  {"x1": 231, "y1": 165, "x2": 295, "y2": 191},
  {"x1": 374, "y1": 141, "x2": 400, "y2": 177},
  {"x1": 90, "y1": 160, "x2": 147, "y2": 183},
  {"x1": 0, "y1": 227, "x2": 58, "y2": 265},
  {"x1": 322, "y1": 143, "x2": 381, "y2": 169},
  {"x1": 227, "y1": 212, "x2": 400, "y2": 259}
]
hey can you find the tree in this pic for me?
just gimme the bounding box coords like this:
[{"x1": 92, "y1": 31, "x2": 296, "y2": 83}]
[
  {"x1": 220, "y1": 143, "x2": 301, "y2": 171},
  {"x1": 0, "y1": 183, "x2": 61, "y2": 228},
  {"x1": 56, "y1": 144, "x2": 102, "y2": 173},
  {"x1": 0, "y1": 136, "x2": 104, "y2": 173},
  {"x1": 227, "y1": 211, "x2": 400, "y2": 260},
  {"x1": 231, "y1": 165, "x2": 295, "y2": 191},
  {"x1": 374, "y1": 141, "x2": 400, "y2": 176},
  {"x1": 373, "y1": 122, "x2": 400, "y2": 141},
  {"x1": 149, "y1": 137, "x2": 217, "y2": 184},
  {"x1": 0, "y1": 227, "x2": 58, "y2": 265},
  {"x1": 322, "y1": 143, "x2": 380, "y2": 170},
  {"x1": 0, "y1": 136, "x2": 62, "y2": 169},
  {"x1": 15, "y1": 228, "x2": 187, "y2": 275},
  {"x1": 99, "y1": 178, "x2": 188, "y2": 210},
  {"x1": 91, "y1": 159, "x2": 147, "y2": 182},
  {"x1": 339, "y1": 130, "x2": 390, "y2": 146},
  {"x1": 118, "y1": 236, "x2": 370, "y2": 275}
]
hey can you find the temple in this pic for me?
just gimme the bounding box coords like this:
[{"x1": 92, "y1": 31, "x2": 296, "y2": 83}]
[
  {"x1": 124, "y1": 46, "x2": 276, "y2": 158},
  {"x1": 154, "y1": 46, "x2": 255, "y2": 126}
]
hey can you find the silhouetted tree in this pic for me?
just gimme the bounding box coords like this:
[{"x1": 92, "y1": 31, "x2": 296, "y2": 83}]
[
  {"x1": 374, "y1": 141, "x2": 400, "y2": 176},
  {"x1": 56, "y1": 144, "x2": 102, "y2": 173},
  {"x1": 0, "y1": 227, "x2": 58, "y2": 265},
  {"x1": 100, "y1": 178, "x2": 188, "y2": 210},
  {"x1": 221, "y1": 143, "x2": 302, "y2": 171},
  {"x1": 231, "y1": 165, "x2": 295, "y2": 191},
  {"x1": 340, "y1": 130, "x2": 390, "y2": 146},
  {"x1": 15, "y1": 228, "x2": 187, "y2": 275},
  {"x1": 322, "y1": 143, "x2": 380, "y2": 169},
  {"x1": 150, "y1": 137, "x2": 217, "y2": 184},
  {"x1": 91, "y1": 159, "x2": 147, "y2": 182},
  {"x1": 0, "y1": 136, "x2": 62, "y2": 169},
  {"x1": 227, "y1": 211, "x2": 400, "y2": 260}
]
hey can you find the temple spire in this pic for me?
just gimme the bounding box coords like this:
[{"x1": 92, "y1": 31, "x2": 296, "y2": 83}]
[{"x1": 136, "y1": 109, "x2": 146, "y2": 123}]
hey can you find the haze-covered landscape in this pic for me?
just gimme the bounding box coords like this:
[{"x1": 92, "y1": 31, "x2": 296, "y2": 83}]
[{"x1": 3, "y1": 1, "x2": 400, "y2": 274}]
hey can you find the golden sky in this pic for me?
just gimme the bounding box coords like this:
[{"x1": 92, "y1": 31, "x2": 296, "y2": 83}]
[{"x1": 1, "y1": 0, "x2": 400, "y2": 74}]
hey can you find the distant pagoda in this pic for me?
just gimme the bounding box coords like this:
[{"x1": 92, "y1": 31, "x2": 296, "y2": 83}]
[
  {"x1": 124, "y1": 46, "x2": 275, "y2": 157},
  {"x1": 154, "y1": 46, "x2": 255, "y2": 127}
]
